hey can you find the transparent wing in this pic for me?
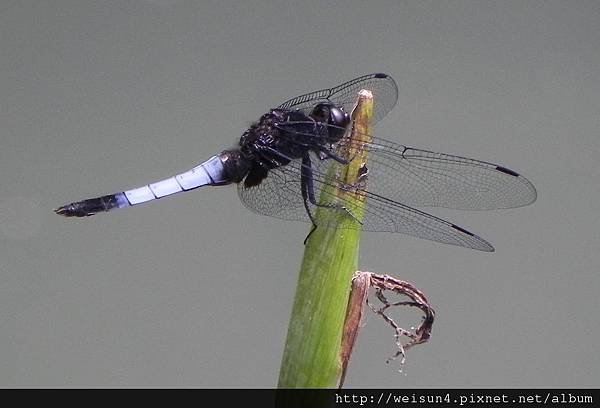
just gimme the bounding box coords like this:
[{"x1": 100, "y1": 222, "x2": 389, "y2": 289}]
[
  {"x1": 277, "y1": 73, "x2": 398, "y2": 124},
  {"x1": 237, "y1": 151, "x2": 495, "y2": 252},
  {"x1": 358, "y1": 136, "x2": 537, "y2": 210},
  {"x1": 273, "y1": 121, "x2": 537, "y2": 210}
]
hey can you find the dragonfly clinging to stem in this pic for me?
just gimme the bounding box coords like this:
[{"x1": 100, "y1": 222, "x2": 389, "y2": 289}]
[{"x1": 55, "y1": 73, "x2": 537, "y2": 251}]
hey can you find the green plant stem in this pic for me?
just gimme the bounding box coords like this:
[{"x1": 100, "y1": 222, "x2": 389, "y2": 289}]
[{"x1": 278, "y1": 91, "x2": 374, "y2": 388}]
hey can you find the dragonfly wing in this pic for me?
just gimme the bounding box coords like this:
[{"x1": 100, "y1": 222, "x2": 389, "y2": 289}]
[
  {"x1": 361, "y1": 137, "x2": 537, "y2": 210},
  {"x1": 277, "y1": 73, "x2": 398, "y2": 124},
  {"x1": 269, "y1": 121, "x2": 537, "y2": 211},
  {"x1": 238, "y1": 152, "x2": 494, "y2": 251}
]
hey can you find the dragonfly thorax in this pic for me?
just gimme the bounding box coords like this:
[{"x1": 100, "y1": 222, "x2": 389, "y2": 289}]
[
  {"x1": 239, "y1": 109, "x2": 314, "y2": 161},
  {"x1": 229, "y1": 108, "x2": 328, "y2": 188}
]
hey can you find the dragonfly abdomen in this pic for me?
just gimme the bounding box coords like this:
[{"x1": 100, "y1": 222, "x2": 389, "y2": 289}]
[{"x1": 55, "y1": 155, "x2": 227, "y2": 217}]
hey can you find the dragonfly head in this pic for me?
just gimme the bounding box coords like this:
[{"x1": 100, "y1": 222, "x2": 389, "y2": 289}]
[{"x1": 310, "y1": 103, "x2": 349, "y2": 143}]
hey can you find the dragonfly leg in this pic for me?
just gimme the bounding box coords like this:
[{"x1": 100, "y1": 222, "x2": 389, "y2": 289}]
[
  {"x1": 318, "y1": 146, "x2": 350, "y2": 165},
  {"x1": 300, "y1": 157, "x2": 318, "y2": 245},
  {"x1": 301, "y1": 154, "x2": 318, "y2": 213},
  {"x1": 302, "y1": 153, "x2": 363, "y2": 226}
]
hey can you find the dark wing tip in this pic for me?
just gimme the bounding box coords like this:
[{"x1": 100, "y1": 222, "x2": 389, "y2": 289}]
[
  {"x1": 451, "y1": 224, "x2": 473, "y2": 236},
  {"x1": 451, "y1": 224, "x2": 495, "y2": 252},
  {"x1": 495, "y1": 165, "x2": 520, "y2": 177},
  {"x1": 496, "y1": 166, "x2": 538, "y2": 207}
]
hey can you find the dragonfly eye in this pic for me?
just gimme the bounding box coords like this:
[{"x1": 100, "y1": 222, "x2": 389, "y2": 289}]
[{"x1": 311, "y1": 103, "x2": 349, "y2": 142}]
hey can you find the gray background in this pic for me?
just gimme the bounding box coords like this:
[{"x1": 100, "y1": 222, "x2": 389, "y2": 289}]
[{"x1": 1, "y1": 0, "x2": 599, "y2": 387}]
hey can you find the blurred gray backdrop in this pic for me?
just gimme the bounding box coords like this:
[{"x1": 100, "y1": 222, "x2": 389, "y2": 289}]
[{"x1": 1, "y1": 0, "x2": 599, "y2": 387}]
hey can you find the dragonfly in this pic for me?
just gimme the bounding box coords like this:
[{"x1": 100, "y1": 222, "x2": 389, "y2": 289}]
[{"x1": 55, "y1": 73, "x2": 537, "y2": 251}]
